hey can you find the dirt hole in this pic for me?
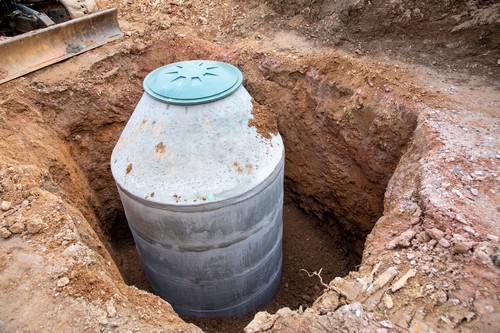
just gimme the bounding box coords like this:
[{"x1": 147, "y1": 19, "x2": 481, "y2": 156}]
[{"x1": 31, "y1": 40, "x2": 417, "y2": 332}]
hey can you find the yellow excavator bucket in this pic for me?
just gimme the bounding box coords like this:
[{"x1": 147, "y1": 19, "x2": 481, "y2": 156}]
[{"x1": 0, "y1": 8, "x2": 122, "y2": 84}]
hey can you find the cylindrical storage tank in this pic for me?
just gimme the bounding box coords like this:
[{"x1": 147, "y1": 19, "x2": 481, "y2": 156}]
[{"x1": 110, "y1": 60, "x2": 284, "y2": 317}]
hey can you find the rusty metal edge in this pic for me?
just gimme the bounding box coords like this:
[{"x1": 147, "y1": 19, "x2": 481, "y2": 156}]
[{"x1": 0, "y1": 8, "x2": 123, "y2": 85}]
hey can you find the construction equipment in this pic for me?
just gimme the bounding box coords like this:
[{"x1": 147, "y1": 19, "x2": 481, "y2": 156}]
[{"x1": 0, "y1": 0, "x2": 122, "y2": 84}]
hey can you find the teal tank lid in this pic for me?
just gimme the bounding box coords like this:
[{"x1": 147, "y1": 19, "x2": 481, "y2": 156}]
[{"x1": 143, "y1": 60, "x2": 243, "y2": 105}]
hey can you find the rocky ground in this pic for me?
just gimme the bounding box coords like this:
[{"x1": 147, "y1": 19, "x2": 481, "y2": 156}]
[
  {"x1": 0, "y1": 1, "x2": 499, "y2": 332},
  {"x1": 245, "y1": 107, "x2": 500, "y2": 332}
]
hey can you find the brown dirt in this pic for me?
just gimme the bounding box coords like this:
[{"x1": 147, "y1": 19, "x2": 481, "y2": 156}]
[
  {"x1": 249, "y1": 99, "x2": 278, "y2": 139},
  {"x1": 0, "y1": 1, "x2": 499, "y2": 333}
]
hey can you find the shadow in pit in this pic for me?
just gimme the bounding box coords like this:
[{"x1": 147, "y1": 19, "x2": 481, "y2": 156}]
[{"x1": 109, "y1": 216, "x2": 151, "y2": 293}]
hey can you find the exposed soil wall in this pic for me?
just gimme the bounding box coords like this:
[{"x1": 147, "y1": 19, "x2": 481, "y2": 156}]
[{"x1": 243, "y1": 52, "x2": 418, "y2": 245}]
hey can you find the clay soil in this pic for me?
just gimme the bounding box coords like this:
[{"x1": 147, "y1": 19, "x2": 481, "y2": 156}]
[{"x1": 0, "y1": 1, "x2": 499, "y2": 333}]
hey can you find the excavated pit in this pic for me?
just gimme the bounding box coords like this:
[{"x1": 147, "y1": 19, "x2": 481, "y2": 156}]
[
  {"x1": 1, "y1": 1, "x2": 499, "y2": 331},
  {"x1": 25, "y1": 38, "x2": 417, "y2": 332}
]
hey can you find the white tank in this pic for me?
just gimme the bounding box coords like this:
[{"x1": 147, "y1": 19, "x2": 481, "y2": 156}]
[{"x1": 110, "y1": 60, "x2": 284, "y2": 317}]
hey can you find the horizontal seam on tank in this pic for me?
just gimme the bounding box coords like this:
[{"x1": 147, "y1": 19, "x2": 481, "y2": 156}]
[
  {"x1": 169, "y1": 265, "x2": 281, "y2": 316},
  {"x1": 142, "y1": 230, "x2": 282, "y2": 284},
  {"x1": 114, "y1": 154, "x2": 284, "y2": 212},
  {"x1": 124, "y1": 192, "x2": 283, "y2": 250},
  {"x1": 128, "y1": 203, "x2": 282, "y2": 252}
]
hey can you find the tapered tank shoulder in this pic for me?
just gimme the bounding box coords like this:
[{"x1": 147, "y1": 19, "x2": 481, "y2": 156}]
[{"x1": 110, "y1": 87, "x2": 284, "y2": 206}]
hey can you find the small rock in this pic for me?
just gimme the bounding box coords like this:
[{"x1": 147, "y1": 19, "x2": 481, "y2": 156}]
[
  {"x1": 56, "y1": 277, "x2": 70, "y2": 288},
  {"x1": 417, "y1": 231, "x2": 430, "y2": 243},
  {"x1": 425, "y1": 284, "x2": 435, "y2": 292},
  {"x1": 391, "y1": 269, "x2": 417, "y2": 292},
  {"x1": 463, "y1": 226, "x2": 477, "y2": 236},
  {"x1": 452, "y1": 188, "x2": 464, "y2": 198},
  {"x1": 386, "y1": 229, "x2": 417, "y2": 249},
  {"x1": 315, "y1": 293, "x2": 340, "y2": 314},
  {"x1": 9, "y1": 222, "x2": 24, "y2": 234},
  {"x1": 439, "y1": 238, "x2": 451, "y2": 248},
  {"x1": 410, "y1": 216, "x2": 420, "y2": 225},
  {"x1": 367, "y1": 267, "x2": 399, "y2": 295},
  {"x1": 469, "y1": 188, "x2": 479, "y2": 196},
  {"x1": 483, "y1": 304, "x2": 495, "y2": 313},
  {"x1": 0, "y1": 227, "x2": 12, "y2": 239},
  {"x1": 433, "y1": 290, "x2": 448, "y2": 304},
  {"x1": 102, "y1": 67, "x2": 119, "y2": 80},
  {"x1": 486, "y1": 234, "x2": 498, "y2": 242},
  {"x1": 106, "y1": 300, "x2": 117, "y2": 318},
  {"x1": 332, "y1": 277, "x2": 363, "y2": 301},
  {"x1": 452, "y1": 242, "x2": 472, "y2": 254},
  {"x1": 383, "y1": 294, "x2": 394, "y2": 309},
  {"x1": 439, "y1": 315, "x2": 453, "y2": 326},
  {"x1": 27, "y1": 219, "x2": 43, "y2": 234},
  {"x1": 454, "y1": 213, "x2": 468, "y2": 224},
  {"x1": 245, "y1": 311, "x2": 275, "y2": 333},
  {"x1": 428, "y1": 239, "x2": 438, "y2": 247},
  {"x1": 452, "y1": 234, "x2": 474, "y2": 254},
  {"x1": 1, "y1": 201, "x2": 11, "y2": 211},
  {"x1": 426, "y1": 228, "x2": 444, "y2": 240},
  {"x1": 302, "y1": 294, "x2": 312, "y2": 302}
]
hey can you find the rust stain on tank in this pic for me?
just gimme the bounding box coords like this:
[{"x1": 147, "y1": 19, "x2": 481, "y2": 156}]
[
  {"x1": 246, "y1": 164, "x2": 253, "y2": 174},
  {"x1": 115, "y1": 119, "x2": 149, "y2": 153},
  {"x1": 155, "y1": 142, "x2": 167, "y2": 156},
  {"x1": 233, "y1": 162, "x2": 243, "y2": 175},
  {"x1": 126, "y1": 163, "x2": 133, "y2": 175}
]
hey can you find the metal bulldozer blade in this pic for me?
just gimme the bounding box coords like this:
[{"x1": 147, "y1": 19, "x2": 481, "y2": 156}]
[{"x1": 0, "y1": 8, "x2": 123, "y2": 85}]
